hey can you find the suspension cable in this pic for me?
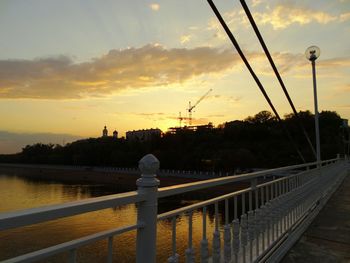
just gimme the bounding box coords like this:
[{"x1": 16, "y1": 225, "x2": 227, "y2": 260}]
[
  {"x1": 207, "y1": 0, "x2": 306, "y2": 163},
  {"x1": 239, "y1": 0, "x2": 317, "y2": 160}
]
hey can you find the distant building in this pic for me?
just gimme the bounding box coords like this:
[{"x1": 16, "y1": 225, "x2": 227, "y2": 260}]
[
  {"x1": 102, "y1": 126, "x2": 108, "y2": 137},
  {"x1": 126, "y1": 128, "x2": 162, "y2": 141},
  {"x1": 167, "y1": 124, "x2": 214, "y2": 134},
  {"x1": 113, "y1": 130, "x2": 118, "y2": 138}
]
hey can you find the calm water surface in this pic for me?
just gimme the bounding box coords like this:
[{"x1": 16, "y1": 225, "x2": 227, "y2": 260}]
[{"x1": 0, "y1": 173, "x2": 221, "y2": 262}]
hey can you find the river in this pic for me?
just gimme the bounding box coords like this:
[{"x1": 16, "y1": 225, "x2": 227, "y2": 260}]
[{"x1": 0, "y1": 172, "x2": 220, "y2": 262}]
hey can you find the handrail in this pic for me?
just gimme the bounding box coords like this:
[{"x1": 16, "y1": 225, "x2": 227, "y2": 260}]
[
  {"x1": 157, "y1": 170, "x2": 308, "y2": 221},
  {"x1": 158, "y1": 158, "x2": 338, "y2": 198},
  {"x1": 1, "y1": 158, "x2": 338, "y2": 231},
  {"x1": 0, "y1": 191, "x2": 145, "y2": 231},
  {"x1": 1, "y1": 224, "x2": 140, "y2": 263},
  {"x1": 158, "y1": 187, "x2": 252, "y2": 221}
]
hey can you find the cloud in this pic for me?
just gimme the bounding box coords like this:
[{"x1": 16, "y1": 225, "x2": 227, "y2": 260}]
[
  {"x1": 336, "y1": 104, "x2": 350, "y2": 109},
  {"x1": 2, "y1": 44, "x2": 346, "y2": 100},
  {"x1": 251, "y1": 0, "x2": 264, "y2": 7},
  {"x1": 333, "y1": 84, "x2": 350, "y2": 94},
  {"x1": 0, "y1": 45, "x2": 240, "y2": 99},
  {"x1": 252, "y1": 5, "x2": 349, "y2": 30},
  {"x1": 339, "y1": 12, "x2": 350, "y2": 22},
  {"x1": 131, "y1": 112, "x2": 167, "y2": 121},
  {"x1": 252, "y1": 52, "x2": 350, "y2": 77},
  {"x1": 149, "y1": 3, "x2": 160, "y2": 11},
  {"x1": 207, "y1": 3, "x2": 349, "y2": 35},
  {"x1": 180, "y1": 34, "x2": 192, "y2": 44},
  {"x1": 190, "y1": 117, "x2": 212, "y2": 125},
  {"x1": 208, "y1": 94, "x2": 242, "y2": 103},
  {"x1": 0, "y1": 131, "x2": 82, "y2": 154},
  {"x1": 318, "y1": 57, "x2": 350, "y2": 68},
  {"x1": 132, "y1": 112, "x2": 165, "y2": 117}
]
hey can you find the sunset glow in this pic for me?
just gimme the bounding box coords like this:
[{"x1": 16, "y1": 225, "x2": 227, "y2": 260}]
[{"x1": 0, "y1": 0, "x2": 349, "y2": 153}]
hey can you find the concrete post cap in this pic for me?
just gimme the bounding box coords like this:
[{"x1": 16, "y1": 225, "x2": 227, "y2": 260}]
[{"x1": 139, "y1": 154, "x2": 160, "y2": 175}]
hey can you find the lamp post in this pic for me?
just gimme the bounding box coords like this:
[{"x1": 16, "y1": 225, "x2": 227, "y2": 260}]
[{"x1": 305, "y1": 45, "x2": 321, "y2": 164}]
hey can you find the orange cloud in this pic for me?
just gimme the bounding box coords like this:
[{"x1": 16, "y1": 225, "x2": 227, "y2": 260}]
[
  {"x1": 253, "y1": 5, "x2": 346, "y2": 29},
  {"x1": 0, "y1": 45, "x2": 240, "y2": 99},
  {"x1": 207, "y1": 4, "x2": 349, "y2": 34}
]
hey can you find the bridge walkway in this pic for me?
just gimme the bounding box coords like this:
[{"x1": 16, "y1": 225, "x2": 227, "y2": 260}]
[{"x1": 283, "y1": 172, "x2": 350, "y2": 262}]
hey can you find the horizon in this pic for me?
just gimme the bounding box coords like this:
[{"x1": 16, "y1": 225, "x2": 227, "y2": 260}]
[
  {"x1": 1, "y1": 0, "x2": 349, "y2": 153},
  {"x1": 1, "y1": 108, "x2": 346, "y2": 155}
]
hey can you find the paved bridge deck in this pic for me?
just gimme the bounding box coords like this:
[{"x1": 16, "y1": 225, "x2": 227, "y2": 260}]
[{"x1": 283, "y1": 171, "x2": 350, "y2": 262}]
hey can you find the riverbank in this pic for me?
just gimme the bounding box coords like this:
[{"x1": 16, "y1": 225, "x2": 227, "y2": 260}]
[
  {"x1": 0, "y1": 164, "x2": 198, "y2": 188},
  {"x1": 0, "y1": 163, "x2": 248, "y2": 196}
]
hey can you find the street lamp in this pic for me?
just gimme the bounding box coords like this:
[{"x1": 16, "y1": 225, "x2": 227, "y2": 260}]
[{"x1": 305, "y1": 45, "x2": 321, "y2": 164}]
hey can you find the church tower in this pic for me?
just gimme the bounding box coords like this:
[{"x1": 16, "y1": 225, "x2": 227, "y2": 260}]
[
  {"x1": 102, "y1": 126, "x2": 108, "y2": 137},
  {"x1": 113, "y1": 130, "x2": 118, "y2": 138}
]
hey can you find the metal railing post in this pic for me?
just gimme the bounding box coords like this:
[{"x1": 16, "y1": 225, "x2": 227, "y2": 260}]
[{"x1": 136, "y1": 154, "x2": 160, "y2": 263}]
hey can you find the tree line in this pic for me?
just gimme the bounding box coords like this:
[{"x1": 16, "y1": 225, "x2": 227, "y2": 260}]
[{"x1": 0, "y1": 110, "x2": 348, "y2": 171}]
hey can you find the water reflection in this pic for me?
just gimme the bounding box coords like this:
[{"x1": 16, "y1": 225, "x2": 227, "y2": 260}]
[{"x1": 0, "y1": 173, "x2": 230, "y2": 262}]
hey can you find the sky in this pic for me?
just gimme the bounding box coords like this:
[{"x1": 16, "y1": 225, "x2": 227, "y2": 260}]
[{"x1": 0, "y1": 0, "x2": 349, "y2": 153}]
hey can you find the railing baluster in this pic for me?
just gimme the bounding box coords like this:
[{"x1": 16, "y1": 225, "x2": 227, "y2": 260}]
[
  {"x1": 249, "y1": 190, "x2": 252, "y2": 211},
  {"x1": 224, "y1": 199, "x2": 231, "y2": 263},
  {"x1": 261, "y1": 186, "x2": 265, "y2": 205},
  {"x1": 255, "y1": 208, "x2": 261, "y2": 258},
  {"x1": 200, "y1": 207, "x2": 209, "y2": 263},
  {"x1": 276, "y1": 198, "x2": 281, "y2": 238},
  {"x1": 266, "y1": 202, "x2": 271, "y2": 246},
  {"x1": 273, "y1": 199, "x2": 278, "y2": 241},
  {"x1": 212, "y1": 202, "x2": 221, "y2": 263},
  {"x1": 271, "y1": 183, "x2": 274, "y2": 200},
  {"x1": 248, "y1": 210, "x2": 255, "y2": 262},
  {"x1": 255, "y1": 189, "x2": 259, "y2": 210},
  {"x1": 285, "y1": 177, "x2": 291, "y2": 229},
  {"x1": 288, "y1": 192, "x2": 292, "y2": 229},
  {"x1": 168, "y1": 217, "x2": 179, "y2": 263},
  {"x1": 185, "y1": 211, "x2": 195, "y2": 263},
  {"x1": 241, "y1": 214, "x2": 248, "y2": 263},
  {"x1": 232, "y1": 219, "x2": 240, "y2": 263},
  {"x1": 279, "y1": 181, "x2": 282, "y2": 197},
  {"x1": 297, "y1": 175, "x2": 300, "y2": 188},
  {"x1": 69, "y1": 249, "x2": 77, "y2": 263},
  {"x1": 266, "y1": 185, "x2": 269, "y2": 202},
  {"x1": 270, "y1": 200, "x2": 275, "y2": 242},
  {"x1": 282, "y1": 194, "x2": 287, "y2": 233},
  {"x1": 107, "y1": 236, "x2": 113, "y2": 263},
  {"x1": 234, "y1": 196, "x2": 238, "y2": 220},
  {"x1": 261, "y1": 205, "x2": 266, "y2": 251},
  {"x1": 225, "y1": 199, "x2": 229, "y2": 225},
  {"x1": 242, "y1": 193, "x2": 246, "y2": 215}
]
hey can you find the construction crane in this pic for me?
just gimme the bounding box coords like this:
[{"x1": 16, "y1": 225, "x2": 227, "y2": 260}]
[
  {"x1": 187, "y1": 89, "x2": 212, "y2": 125},
  {"x1": 178, "y1": 112, "x2": 191, "y2": 128},
  {"x1": 178, "y1": 112, "x2": 184, "y2": 127}
]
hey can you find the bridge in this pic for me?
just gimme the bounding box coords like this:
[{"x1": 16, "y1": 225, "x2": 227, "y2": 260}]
[{"x1": 0, "y1": 154, "x2": 349, "y2": 263}]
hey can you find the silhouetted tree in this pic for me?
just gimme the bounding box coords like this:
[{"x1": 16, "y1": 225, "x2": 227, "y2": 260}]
[{"x1": 0, "y1": 110, "x2": 346, "y2": 169}]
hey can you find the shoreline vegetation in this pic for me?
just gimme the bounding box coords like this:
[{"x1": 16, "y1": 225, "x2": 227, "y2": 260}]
[{"x1": 0, "y1": 110, "x2": 347, "y2": 173}]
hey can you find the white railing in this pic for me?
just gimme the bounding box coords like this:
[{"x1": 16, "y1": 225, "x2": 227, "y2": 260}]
[{"x1": 0, "y1": 155, "x2": 348, "y2": 263}]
